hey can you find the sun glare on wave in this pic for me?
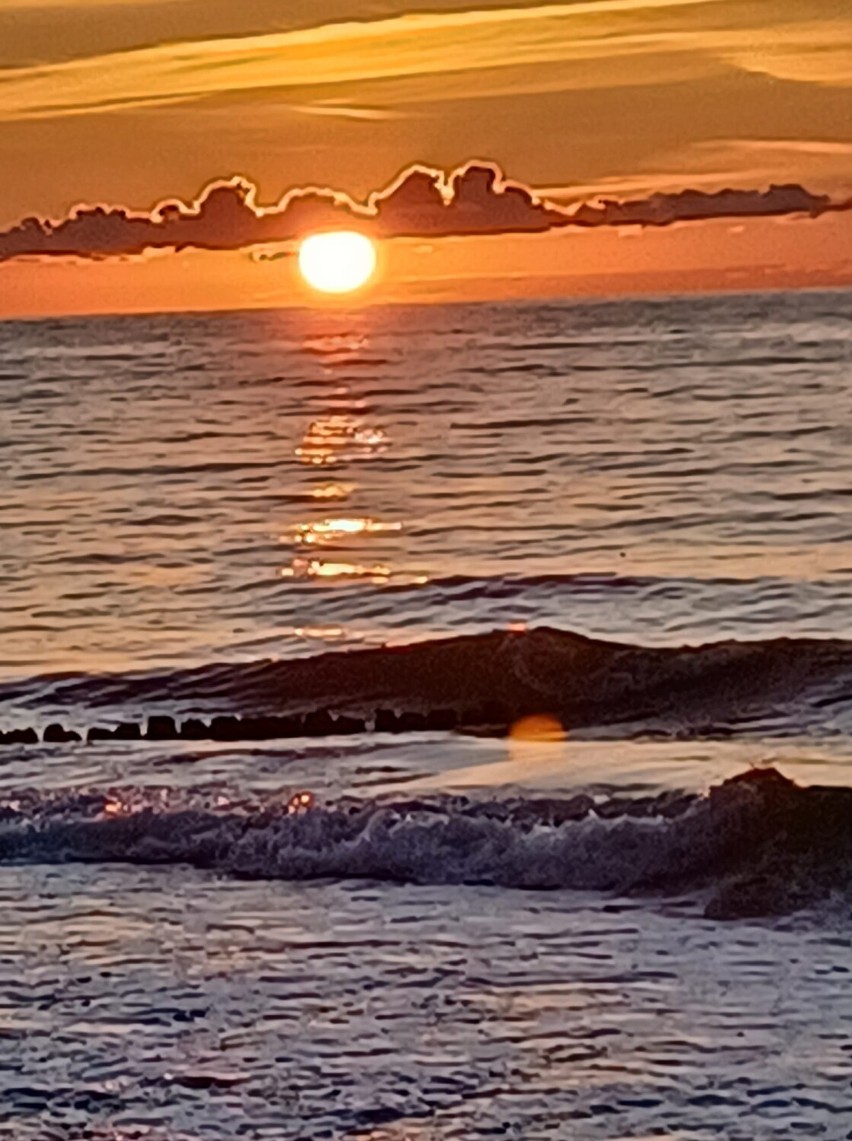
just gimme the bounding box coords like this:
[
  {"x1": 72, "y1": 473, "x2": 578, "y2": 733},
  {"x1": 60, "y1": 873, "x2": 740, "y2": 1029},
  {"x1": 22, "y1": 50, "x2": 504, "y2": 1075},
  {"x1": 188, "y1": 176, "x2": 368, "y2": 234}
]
[{"x1": 298, "y1": 231, "x2": 377, "y2": 294}]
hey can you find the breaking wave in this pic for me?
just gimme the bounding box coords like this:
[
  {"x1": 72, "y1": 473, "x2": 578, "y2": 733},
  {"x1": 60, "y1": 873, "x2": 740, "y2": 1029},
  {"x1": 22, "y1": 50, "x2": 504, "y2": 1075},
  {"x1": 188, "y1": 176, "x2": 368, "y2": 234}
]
[{"x1": 2, "y1": 769, "x2": 851, "y2": 920}]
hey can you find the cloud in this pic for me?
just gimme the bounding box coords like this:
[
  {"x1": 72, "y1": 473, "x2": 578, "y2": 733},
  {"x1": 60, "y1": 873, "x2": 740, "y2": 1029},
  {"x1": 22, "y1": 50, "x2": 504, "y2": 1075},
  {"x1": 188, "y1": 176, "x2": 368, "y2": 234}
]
[
  {"x1": 0, "y1": 161, "x2": 844, "y2": 263},
  {"x1": 725, "y1": 36, "x2": 852, "y2": 89},
  {"x1": 0, "y1": 0, "x2": 737, "y2": 122},
  {"x1": 0, "y1": 178, "x2": 361, "y2": 261},
  {"x1": 568, "y1": 183, "x2": 837, "y2": 228},
  {"x1": 3, "y1": 1, "x2": 851, "y2": 128},
  {"x1": 370, "y1": 163, "x2": 569, "y2": 236},
  {"x1": 291, "y1": 103, "x2": 408, "y2": 122}
]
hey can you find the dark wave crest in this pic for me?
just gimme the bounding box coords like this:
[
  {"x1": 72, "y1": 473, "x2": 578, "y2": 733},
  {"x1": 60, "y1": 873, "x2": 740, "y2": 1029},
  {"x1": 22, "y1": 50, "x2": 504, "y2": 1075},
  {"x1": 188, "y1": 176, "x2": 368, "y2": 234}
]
[
  {"x1": 11, "y1": 627, "x2": 852, "y2": 738},
  {"x1": 2, "y1": 769, "x2": 851, "y2": 920}
]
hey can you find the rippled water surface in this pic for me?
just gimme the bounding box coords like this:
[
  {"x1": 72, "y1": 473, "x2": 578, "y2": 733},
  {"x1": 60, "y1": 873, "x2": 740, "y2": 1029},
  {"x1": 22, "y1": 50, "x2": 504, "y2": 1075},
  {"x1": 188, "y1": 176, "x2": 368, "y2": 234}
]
[
  {"x1": 3, "y1": 290, "x2": 851, "y2": 677},
  {"x1": 3, "y1": 290, "x2": 852, "y2": 1139},
  {"x1": 7, "y1": 864, "x2": 852, "y2": 1140}
]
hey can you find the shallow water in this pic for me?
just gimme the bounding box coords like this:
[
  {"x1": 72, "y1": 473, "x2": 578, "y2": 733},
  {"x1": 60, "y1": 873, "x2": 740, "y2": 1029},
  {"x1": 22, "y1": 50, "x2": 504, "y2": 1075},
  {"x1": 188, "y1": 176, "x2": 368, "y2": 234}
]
[
  {"x1": 5, "y1": 863, "x2": 852, "y2": 1140},
  {"x1": 3, "y1": 290, "x2": 852, "y2": 1139}
]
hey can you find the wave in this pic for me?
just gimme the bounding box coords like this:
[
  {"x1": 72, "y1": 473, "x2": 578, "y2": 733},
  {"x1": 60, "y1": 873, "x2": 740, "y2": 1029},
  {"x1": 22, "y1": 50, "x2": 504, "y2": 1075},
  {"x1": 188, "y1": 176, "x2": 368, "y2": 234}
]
[
  {"x1": 8, "y1": 626, "x2": 852, "y2": 739},
  {"x1": 381, "y1": 571, "x2": 657, "y2": 597},
  {"x1": 2, "y1": 769, "x2": 851, "y2": 920}
]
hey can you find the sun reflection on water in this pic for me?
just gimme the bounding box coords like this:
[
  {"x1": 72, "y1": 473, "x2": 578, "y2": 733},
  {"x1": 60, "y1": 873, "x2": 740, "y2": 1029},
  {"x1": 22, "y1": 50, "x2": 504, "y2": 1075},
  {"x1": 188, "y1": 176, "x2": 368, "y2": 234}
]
[
  {"x1": 102, "y1": 797, "x2": 128, "y2": 818},
  {"x1": 301, "y1": 332, "x2": 369, "y2": 358},
  {"x1": 281, "y1": 559, "x2": 394, "y2": 583},
  {"x1": 295, "y1": 416, "x2": 388, "y2": 466},
  {"x1": 279, "y1": 513, "x2": 423, "y2": 584},
  {"x1": 291, "y1": 625, "x2": 346, "y2": 640},
  {"x1": 311, "y1": 483, "x2": 354, "y2": 500},
  {"x1": 280, "y1": 558, "x2": 428, "y2": 586},
  {"x1": 290, "y1": 517, "x2": 403, "y2": 545},
  {"x1": 287, "y1": 790, "x2": 315, "y2": 814},
  {"x1": 286, "y1": 319, "x2": 423, "y2": 587}
]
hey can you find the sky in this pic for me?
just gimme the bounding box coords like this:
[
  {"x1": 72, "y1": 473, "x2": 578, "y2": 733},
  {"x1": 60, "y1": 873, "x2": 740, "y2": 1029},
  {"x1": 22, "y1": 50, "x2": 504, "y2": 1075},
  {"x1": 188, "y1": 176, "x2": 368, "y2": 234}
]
[{"x1": 0, "y1": 0, "x2": 851, "y2": 316}]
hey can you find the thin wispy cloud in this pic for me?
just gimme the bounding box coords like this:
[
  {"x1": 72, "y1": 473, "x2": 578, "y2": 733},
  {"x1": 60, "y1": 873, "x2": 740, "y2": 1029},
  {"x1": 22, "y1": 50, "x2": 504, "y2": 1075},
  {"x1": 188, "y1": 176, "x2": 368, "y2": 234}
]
[
  {"x1": 0, "y1": 0, "x2": 136, "y2": 7},
  {"x1": 0, "y1": 0, "x2": 735, "y2": 121},
  {"x1": 541, "y1": 137, "x2": 852, "y2": 203},
  {"x1": 727, "y1": 32, "x2": 852, "y2": 88},
  {"x1": 715, "y1": 139, "x2": 852, "y2": 158},
  {"x1": 292, "y1": 103, "x2": 409, "y2": 122}
]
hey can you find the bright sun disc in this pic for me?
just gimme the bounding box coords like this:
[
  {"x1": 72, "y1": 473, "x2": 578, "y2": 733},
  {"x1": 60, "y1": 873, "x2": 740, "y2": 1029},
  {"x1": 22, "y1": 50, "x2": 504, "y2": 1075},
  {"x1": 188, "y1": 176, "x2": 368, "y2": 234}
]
[{"x1": 298, "y1": 231, "x2": 377, "y2": 294}]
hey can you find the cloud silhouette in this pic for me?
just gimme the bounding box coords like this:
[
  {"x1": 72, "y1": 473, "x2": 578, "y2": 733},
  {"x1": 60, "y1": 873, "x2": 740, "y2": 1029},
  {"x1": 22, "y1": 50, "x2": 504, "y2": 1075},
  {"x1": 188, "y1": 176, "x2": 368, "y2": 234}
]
[
  {"x1": 0, "y1": 178, "x2": 361, "y2": 261},
  {"x1": 0, "y1": 161, "x2": 843, "y2": 263},
  {"x1": 568, "y1": 183, "x2": 835, "y2": 228},
  {"x1": 369, "y1": 163, "x2": 568, "y2": 237}
]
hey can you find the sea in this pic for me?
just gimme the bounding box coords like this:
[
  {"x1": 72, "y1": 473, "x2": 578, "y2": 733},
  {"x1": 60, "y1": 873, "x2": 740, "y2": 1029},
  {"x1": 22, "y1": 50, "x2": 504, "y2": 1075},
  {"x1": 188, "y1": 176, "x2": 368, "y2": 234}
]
[{"x1": 2, "y1": 289, "x2": 852, "y2": 1139}]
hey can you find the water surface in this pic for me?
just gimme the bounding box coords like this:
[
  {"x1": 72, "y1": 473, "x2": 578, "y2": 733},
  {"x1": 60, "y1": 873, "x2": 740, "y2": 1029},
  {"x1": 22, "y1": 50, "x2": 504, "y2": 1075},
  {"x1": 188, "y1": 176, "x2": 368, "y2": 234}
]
[{"x1": 3, "y1": 290, "x2": 852, "y2": 1140}]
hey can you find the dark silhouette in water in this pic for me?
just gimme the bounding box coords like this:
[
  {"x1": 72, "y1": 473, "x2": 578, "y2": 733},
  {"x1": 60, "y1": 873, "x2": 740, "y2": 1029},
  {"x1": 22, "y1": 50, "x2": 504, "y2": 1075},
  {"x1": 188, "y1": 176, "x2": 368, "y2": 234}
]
[{"x1": 7, "y1": 627, "x2": 852, "y2": 741}]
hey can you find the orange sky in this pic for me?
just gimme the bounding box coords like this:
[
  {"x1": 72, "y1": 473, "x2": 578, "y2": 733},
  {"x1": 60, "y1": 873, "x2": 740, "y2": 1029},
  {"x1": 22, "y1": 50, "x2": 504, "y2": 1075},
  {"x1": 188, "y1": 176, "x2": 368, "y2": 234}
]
[{"x1": 1, "y1": 0, "x2": 851, "y2": 316}]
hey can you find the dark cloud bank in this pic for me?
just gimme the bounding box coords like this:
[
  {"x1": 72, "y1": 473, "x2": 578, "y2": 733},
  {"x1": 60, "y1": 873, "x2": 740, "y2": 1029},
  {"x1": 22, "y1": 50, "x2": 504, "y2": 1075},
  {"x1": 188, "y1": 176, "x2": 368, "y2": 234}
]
[{"x1": 0, "y1": 162, "x2": 845, "y2": 262}]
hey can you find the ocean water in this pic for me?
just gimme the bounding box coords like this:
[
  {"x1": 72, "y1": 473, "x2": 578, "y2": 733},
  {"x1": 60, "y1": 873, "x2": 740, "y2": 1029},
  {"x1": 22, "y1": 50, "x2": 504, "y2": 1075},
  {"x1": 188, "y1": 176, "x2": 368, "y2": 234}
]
[
  {"x1": 2, "y1": 289, "x2": 852, "y2": 1139},
  {"x1": 3, "y1": 290, "x2": 852, "y2": 679}
]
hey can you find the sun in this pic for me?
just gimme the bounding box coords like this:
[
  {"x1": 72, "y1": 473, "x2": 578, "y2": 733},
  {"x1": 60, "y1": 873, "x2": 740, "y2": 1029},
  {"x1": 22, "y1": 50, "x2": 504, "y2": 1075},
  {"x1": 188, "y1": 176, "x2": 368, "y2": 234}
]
[{"x1": 298, "y1": 231, "x2": 377, "y2": 295}]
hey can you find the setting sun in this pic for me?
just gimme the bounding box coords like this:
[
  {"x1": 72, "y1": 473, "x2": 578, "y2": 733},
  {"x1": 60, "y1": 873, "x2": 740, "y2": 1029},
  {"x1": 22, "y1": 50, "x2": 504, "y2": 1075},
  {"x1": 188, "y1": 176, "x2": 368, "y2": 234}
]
[{"x1": 298, "y1": 231, "x2": 377, "y2": 295}]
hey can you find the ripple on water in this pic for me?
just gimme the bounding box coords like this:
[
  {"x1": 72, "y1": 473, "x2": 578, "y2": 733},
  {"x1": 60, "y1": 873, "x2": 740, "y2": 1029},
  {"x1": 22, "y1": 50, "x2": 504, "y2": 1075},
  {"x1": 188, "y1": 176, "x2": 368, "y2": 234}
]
[
  {"x1": 3, "y1": 866, "x2": 852, "y2": 1139},
  {"x1": 2, "y1": 293, "x2": 852, "y2": 678}
]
